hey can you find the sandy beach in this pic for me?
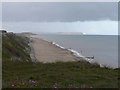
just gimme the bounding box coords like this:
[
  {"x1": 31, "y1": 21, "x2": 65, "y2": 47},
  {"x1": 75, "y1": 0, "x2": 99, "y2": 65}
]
[{"x1": 31, "y1": 38, "x2": 77, "y2": 63}]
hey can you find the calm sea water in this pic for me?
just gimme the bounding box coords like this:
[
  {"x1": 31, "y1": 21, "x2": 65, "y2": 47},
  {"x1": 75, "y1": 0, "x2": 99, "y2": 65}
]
[{"x1": 36, "y1": 34, "x2": 118, "y2": 68}]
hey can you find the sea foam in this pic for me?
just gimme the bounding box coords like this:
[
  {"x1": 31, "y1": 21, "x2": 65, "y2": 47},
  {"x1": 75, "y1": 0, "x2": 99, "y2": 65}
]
[{"x1": 52, "y1": 41, "x2": 94, "y2": 63}]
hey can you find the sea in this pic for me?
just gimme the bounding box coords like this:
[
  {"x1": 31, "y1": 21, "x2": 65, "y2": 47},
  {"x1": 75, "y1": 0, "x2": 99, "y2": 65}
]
[{"x1": 35, "y1": 34, "x2": 118, "y2": 68}]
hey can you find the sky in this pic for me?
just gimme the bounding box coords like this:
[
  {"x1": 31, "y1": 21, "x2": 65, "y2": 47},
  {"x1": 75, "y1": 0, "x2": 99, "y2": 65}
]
[
  {"x1": 2, "y1": 2, "x2": 118, "y2": 35},
  {"x1": 0, "y1": 3, "x2": 2, "y2": 29}
]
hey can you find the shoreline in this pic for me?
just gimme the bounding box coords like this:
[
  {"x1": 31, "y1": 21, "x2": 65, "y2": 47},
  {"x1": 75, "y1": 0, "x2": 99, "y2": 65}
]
[
  {"x1": 33, "y1": 35, "x2": 95, "y2": 63},
  {"x1": 30, "y1": 36, "x2": 96, "y2": 65},
  {"x1": 52, "y1": 41, "x2": 94, "y2": 63},
  {"x1": 24, "y1": 33, "x2": 118, "y2": 69},
  {"x1": 30, "y1": 37, "x2": 77, "y2": 63}
]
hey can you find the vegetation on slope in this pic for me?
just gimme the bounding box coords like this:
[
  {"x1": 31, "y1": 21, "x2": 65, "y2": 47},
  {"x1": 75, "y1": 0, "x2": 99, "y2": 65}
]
[
  {"x1": 2, "y1": 32, "x2": 31, "y2": 62},
  {"x1": 2, "y1": 32, "x2": 119, "y2": 88}
]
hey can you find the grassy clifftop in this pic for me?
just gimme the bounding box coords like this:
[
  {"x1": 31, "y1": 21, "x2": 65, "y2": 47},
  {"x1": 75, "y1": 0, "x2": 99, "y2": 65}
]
[{"x1": 2, "y1": 32, "x2": 119, "y2": 88}]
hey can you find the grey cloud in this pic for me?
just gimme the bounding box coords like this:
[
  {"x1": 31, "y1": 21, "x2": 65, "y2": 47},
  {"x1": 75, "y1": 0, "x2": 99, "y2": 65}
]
[
  {"x1": 2, "y1": 2, "x2": 118, "y2": 22},
  {"x1": 0, "y1": 3, "x2": 2, "y2": 22}
]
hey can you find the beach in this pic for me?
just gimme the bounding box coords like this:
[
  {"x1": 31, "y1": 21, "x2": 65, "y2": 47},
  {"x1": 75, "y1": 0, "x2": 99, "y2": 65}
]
[{"x1": 30, "y1": 37, "x2": 77, "y2": 63}]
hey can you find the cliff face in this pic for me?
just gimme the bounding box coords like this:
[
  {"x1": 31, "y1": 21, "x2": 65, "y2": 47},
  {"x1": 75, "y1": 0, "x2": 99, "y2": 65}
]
[{"x1": 2, "y1": 32, "x2": 31, "y2": 62}]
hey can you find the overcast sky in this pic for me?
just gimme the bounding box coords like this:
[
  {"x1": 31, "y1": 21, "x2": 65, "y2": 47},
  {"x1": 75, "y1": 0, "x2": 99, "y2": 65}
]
[{"x1": 2, "y1": 2, "x2": 118, "y2": 35}]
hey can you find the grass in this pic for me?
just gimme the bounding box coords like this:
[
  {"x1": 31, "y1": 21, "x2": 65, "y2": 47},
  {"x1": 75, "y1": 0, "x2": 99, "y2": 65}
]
[
  {"x1": 2, "y1": 32, "x2": 119, "y2": 88},
  {"x1": 2, "y1": 60, "x2": 118, "y2": 88}
]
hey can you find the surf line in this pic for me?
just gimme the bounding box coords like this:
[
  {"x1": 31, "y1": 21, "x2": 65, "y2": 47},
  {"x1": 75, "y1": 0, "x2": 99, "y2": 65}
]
[{"x1": 52, "y1": 41, "x2": 94, "y2": 63}]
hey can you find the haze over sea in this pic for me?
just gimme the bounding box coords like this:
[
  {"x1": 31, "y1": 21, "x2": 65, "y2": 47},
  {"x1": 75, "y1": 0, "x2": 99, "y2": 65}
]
[{"x1": 35, "y1": 34, "x2": 118, "y2": 68}]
